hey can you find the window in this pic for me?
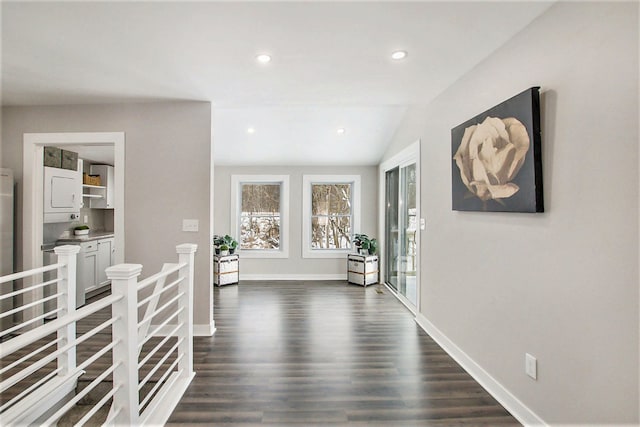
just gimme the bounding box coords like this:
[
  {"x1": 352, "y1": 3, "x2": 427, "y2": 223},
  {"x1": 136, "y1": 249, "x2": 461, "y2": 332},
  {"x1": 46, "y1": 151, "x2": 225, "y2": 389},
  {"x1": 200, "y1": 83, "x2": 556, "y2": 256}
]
[
  {"x1": 302, "y1": 175, "x2": 361, "y2": 258},
  {"x1": 231, "y1": 175, "x2": 289, "y2": 258}
]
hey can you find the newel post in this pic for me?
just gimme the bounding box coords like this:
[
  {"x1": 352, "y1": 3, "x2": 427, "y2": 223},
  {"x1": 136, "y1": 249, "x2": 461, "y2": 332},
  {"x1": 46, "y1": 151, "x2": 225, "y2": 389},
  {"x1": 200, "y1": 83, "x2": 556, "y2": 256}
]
[
  {"x1": 108, "y1": 263, "x2": 143, "y2": 425},
  {"x1": 54, "y1": 245, "x2": 80, "y2": 376},
  {"x1": 176, "y1": 243, "x2": 197, "y2": 379}
]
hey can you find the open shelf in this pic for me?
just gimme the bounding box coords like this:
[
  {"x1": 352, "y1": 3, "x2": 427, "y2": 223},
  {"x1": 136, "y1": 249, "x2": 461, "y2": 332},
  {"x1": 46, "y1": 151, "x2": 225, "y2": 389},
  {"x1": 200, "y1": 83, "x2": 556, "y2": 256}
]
[
  {"x1": 82, "y1": 194, "x2": 103, "y2": 199},
  {"x1": 82, "y1": 184, "x2": 106, "y2": 189}
]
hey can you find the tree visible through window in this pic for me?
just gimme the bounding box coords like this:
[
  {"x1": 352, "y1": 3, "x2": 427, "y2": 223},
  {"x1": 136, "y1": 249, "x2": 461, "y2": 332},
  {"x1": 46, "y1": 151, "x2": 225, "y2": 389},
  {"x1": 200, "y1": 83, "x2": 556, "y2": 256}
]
[
  {"x1": 240, "y1": 183, "x2": 281, "y2": 250},
  {"x1": 311, "y1": 184, "x2": 352, "y2": 249}
]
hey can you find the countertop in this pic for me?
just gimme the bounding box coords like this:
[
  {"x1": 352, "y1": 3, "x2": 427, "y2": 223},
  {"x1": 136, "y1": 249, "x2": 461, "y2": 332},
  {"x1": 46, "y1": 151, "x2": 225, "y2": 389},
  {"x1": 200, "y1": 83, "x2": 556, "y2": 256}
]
[{"x1": 56, "y1": 231, "x2": 115, "y2": 244}]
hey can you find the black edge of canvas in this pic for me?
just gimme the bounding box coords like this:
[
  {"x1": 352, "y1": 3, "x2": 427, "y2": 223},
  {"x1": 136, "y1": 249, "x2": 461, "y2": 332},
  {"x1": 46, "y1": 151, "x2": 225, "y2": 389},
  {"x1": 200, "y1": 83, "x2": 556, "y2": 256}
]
[{"x1": 530, "y1": 87, "x2": 544, "y2": 212}]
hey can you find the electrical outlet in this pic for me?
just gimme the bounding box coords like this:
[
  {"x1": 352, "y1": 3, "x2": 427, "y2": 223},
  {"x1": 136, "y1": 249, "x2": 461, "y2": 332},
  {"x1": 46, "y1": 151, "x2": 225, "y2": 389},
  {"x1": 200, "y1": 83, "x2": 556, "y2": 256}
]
[
  {"x1": 84, "y1": 215, "x2": 89, "y2": 224},
  {"x1": 182, "y1": 219, "x2": 199, "y2": 232},
  {"x1": 525, "y1": 353, "x2": 537, "y2": 380}
]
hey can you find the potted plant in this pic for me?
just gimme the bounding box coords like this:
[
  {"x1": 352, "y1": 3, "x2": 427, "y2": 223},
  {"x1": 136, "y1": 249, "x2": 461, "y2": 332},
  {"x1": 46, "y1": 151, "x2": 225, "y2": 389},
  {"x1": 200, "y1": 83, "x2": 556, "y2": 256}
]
[
  {"x1": 213, "y1": 235, "x2": 223, "y2": 255},
  {"x1": 74, "y1": 225, "x2": 90, "y2": 236},
  {"x1": 368, "y1": 238, "x2": 378, "y2": 255},
  {"x1": 219, "y1": 244, "x2": 230, "y2": 256},
  {"x1": 353, "y1": 233, "x2": 378, "y2": 255},
  {"x1": 226, "y1": 236, "x2": 238, "y2": 254},
  {"x1": 214, "y1": 234, "x2": 238, "y2": 256}
]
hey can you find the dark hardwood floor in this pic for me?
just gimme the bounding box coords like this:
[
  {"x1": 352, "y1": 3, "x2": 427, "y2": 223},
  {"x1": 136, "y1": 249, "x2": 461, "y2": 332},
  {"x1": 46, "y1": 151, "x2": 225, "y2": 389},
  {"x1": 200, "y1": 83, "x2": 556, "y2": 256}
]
[{"x1": 167, "y1": 281, "x2": 520, "y2": 426}]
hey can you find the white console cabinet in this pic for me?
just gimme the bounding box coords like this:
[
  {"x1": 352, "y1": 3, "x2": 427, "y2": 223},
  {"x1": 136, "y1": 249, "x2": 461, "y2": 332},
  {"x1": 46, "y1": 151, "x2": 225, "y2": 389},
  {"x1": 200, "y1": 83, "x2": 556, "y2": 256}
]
[
  {"x1": 347, "y1": 253, "x2": 379, "y2": 286},
  {"x1": 214, "y1": 254, "x2": 239, "y2": 286}
]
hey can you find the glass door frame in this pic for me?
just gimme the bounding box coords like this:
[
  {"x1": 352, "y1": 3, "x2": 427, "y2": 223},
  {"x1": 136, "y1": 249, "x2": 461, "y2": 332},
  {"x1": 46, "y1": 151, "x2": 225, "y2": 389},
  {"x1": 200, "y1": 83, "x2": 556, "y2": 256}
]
[{"x1": 378, "y1": 140, "x2": 421, "y2": 314}]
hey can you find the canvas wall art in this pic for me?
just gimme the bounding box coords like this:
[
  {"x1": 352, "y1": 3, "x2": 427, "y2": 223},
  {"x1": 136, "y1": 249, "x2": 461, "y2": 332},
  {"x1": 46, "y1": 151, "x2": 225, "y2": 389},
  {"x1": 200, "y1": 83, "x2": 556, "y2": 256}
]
[{"x1": 451, "y1": 87, "x2": 543, "y2": 213}]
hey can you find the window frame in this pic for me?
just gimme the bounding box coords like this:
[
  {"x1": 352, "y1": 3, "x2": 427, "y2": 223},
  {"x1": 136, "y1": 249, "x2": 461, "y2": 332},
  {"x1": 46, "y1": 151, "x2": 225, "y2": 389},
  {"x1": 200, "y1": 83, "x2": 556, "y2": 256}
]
[
  {"x1": 231, "y1": 175, "x2": 289, "y2": 259},
  {"x1": 302, "y1": 175, "x2": 361, "y2": 259}
]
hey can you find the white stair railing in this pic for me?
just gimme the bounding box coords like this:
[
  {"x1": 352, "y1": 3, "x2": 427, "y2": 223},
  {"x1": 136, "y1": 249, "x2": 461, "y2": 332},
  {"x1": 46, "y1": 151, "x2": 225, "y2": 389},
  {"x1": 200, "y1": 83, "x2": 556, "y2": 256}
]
[
  {"x1": 0, "y1": 244, "x2": 84, "y2": 426},
  {"x1": 107, "y1": 243, "x2": 197, "y2": 426},
  {"x1": 0, "y1": 243, "x2": 197, "y2": 426}
]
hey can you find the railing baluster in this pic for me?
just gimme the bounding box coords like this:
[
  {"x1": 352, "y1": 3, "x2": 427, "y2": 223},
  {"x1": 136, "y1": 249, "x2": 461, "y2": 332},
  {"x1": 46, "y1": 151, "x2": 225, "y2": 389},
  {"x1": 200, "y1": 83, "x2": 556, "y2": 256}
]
[
  {"x1": 176, "y1": 244, "x2": 197, "y2": 380},
  {"x1": 53, "y1": 245, "x2": 80, "y2": 378},
  {"x1": 107, "y1": 263, "x2": 142, "y2": 426}
]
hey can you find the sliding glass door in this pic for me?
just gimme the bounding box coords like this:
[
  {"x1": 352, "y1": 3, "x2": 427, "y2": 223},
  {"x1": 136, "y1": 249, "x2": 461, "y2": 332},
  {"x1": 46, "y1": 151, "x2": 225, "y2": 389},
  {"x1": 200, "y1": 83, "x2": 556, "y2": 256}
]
[
  {"x1": 384, "y1": 161, "x2": 418, "y2": 308},
  {"x1": 385, "y1": 167, "x2": 400, "y2": 291},
  {"x1": 399, "y1": 164, "x2": 417, "y2": 306}
]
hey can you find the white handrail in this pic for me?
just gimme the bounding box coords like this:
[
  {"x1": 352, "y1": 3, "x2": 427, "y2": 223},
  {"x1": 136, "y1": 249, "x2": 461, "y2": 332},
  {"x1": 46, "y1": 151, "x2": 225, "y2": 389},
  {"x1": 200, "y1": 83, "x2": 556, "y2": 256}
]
[
  {"x1": 43, "y1": 363, "x2": 120, "y2": 426},
  {"x1": 139, "y1": 354, "x2": 183, "y2": 411},
  {"x1": 0, "y1": 263, "x2": 62, "y2": 284},
  {"x1": 0, "y1": 307, "x2": 62, "y2": 338},
  {"x1": 77, "y1": 339, "x2": 120, "y2": 374},
  {"x1": 0, "y1": 294, "x2": 121, "y2": 358},
  {"x1": 137, "y1": 276, "x2": 182, "y2": 308},
  {"x1": 0, "y1": 338, "x2": 62, "y2": 377},
  {"x1": 138, "y1": 338, "x2": 183, "y2": 391},
  {"x1": 0, "y1": 277, "x2": 60, "y2": 301},
  {"x1": 75, "y1": 385, "x2": 120, "y2": 427},
  {"x1": 0, "y1": 314, "x2": 117, "y2": 393},
  {"x1": 138, "y1": 323, "x2": 181, "y2": 369},
  {"x1": 0, "y1": 291, "x2": 62, "y2": 319},
  {"x1": 0, "y1": 368, "x2": 62, "y2": 413},
  {"x1": 136, "y1": 262, "x2": 185, "y2": 291},
  {"x1": 139, "y1": 308, "x2": 183, "y2": 350},
  {"x1": 137, "y1": 291, "x2": 185, "y2": 330}
]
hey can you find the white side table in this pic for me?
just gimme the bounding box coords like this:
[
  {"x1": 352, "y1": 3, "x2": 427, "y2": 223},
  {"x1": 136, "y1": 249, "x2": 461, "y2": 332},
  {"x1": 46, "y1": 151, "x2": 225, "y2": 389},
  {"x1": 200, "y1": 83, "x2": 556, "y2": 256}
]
[
  {"x1": 214, "y1": 254, "x2": 239, "y2": 286},
  {"x1": 347, "y1": 253, "x2": 379, "y2": 286}
]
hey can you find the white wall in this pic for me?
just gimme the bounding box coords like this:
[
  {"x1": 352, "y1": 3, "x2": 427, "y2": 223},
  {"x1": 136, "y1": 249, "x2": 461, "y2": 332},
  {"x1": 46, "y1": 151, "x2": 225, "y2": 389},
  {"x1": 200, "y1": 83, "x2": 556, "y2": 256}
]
[
  {"x1": 1, "y1": 101, "x2": 213, "y2": 330},
  {"x1": 215, "y1": 165, "x2": 377, "y2": 278},
  {"x1": 382, "y1": 2, "x2": 639, "y2": 424}
]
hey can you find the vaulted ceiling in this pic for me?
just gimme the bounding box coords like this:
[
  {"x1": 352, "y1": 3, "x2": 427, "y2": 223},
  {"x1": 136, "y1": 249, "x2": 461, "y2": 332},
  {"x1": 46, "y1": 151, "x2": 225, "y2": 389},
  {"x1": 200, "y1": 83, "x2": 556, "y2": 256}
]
[{"x1": 2, "y1": 1, "x2": 554, "y2": 165}]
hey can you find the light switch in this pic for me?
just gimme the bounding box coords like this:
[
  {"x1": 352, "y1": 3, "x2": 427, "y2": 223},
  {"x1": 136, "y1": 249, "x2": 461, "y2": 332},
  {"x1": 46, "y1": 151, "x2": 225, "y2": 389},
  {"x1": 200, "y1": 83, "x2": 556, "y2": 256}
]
[
  {"x1": 182, "y1": 219, "x2": 199, "y2": 232},
  {"x1": 525, "y1": 353, "x2": 537, "y2": 380},
  {"x1": 420, "y1": 218, "x2": 426, "y2": 230}
]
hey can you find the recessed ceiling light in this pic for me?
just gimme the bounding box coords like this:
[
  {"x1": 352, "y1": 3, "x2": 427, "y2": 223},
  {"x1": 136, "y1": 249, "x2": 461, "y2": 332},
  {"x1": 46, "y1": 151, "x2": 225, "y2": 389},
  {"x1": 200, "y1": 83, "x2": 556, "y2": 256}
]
[
  {"x1": 256, "y1": 54, "x2": 271, "y2": 64},
  {"x1": 247, "y1": 127, "x2": 256, "y2": 134},
  {"x1": 337, "y1": 128, "x2": 346, "y2": 135},
  {"x1": 391, "y1": 50, "x2": 407, "y2": 60}
]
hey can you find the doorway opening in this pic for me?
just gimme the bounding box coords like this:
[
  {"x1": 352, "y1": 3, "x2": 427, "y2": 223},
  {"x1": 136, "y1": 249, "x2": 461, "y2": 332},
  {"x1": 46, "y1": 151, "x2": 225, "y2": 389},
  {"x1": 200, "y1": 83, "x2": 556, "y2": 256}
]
[{"x1": 22, "y1": 132, "x2": 125, "y2": 324}]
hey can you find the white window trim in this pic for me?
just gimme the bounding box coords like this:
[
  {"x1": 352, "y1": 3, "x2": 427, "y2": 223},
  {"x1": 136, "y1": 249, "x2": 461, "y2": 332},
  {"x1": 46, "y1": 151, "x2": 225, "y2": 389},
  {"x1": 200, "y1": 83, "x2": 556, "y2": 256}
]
[
  {"x1": 302, "y1": 175, "x2": 361, "y2": 259},
  {"x1": 231, "y1": 174, "x2": 289, "y2": 259}
]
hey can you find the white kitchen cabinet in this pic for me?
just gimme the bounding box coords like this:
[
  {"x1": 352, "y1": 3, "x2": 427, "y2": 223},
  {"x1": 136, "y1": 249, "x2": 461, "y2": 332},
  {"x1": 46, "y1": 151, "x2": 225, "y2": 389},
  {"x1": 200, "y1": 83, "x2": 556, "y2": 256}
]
[
  {"x1": 82, "y1": 183, "x2": 106, "y2": 208},
  {"x1": 79, "y1": 241, "x2": 98, "y2": 297},
  {"x1": 89, "y1": 165, "x2": 114, "y2": 209},
  {"x1": 97, "y1": 238, "x2": 114, "y2": 287},
  {"x1": 347, "y1": 253, "x2": 379, "y2": 286},
  {"x1": 77, "y1": 237, "x2": 114, "y2": 299}
]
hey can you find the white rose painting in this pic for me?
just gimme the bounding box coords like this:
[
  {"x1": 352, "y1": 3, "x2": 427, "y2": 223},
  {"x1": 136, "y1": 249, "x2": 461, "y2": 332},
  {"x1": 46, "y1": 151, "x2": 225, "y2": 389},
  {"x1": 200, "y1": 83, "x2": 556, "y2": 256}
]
[{"x1": 451, "y1": 87, "x2": 544, "y2": 213}]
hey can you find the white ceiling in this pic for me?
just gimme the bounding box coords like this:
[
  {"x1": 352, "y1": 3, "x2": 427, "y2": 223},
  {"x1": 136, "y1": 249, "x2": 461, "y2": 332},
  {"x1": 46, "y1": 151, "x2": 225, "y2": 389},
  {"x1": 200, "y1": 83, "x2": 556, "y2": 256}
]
[{"x1": 2, "y1": 1, "x2": 554, "y2": 165}]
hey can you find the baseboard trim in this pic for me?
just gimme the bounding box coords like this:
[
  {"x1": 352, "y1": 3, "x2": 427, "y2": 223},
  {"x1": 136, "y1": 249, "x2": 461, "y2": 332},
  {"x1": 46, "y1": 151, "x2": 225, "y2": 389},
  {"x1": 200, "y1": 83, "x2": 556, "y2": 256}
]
[
  {"x1": 194, "y1": 321, "x2": 216, "y2": 337},
  {"x1": 240, "y1": 274, "x2": 345, "y2": 281},
  {"x1": 415, "y1": 313, "x2": 546, "y2": 427}
]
